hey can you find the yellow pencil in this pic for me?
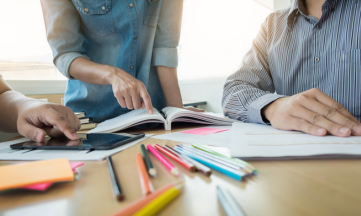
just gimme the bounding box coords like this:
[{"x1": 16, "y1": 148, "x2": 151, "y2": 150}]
[{"x1": 133, "y1": 184, "x2": 182, "y2": 216}]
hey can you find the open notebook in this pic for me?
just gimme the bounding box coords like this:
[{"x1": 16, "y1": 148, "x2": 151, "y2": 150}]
[
  {"x1": 231, "y1": 122, "x2": 361, "y2": 160},
  {"x1": 88, "y1": 107, "x2": 237, "y2": 133}
]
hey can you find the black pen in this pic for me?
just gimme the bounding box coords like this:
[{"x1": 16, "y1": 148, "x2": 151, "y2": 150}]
[{"x1": 106, "y1": 156, "x2": 124, "y2": 201}]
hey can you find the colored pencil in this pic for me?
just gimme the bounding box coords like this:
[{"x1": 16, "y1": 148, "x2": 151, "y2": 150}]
[
  {"x1": 217, "y1": 185, "x2": 246, "y2": 216},
  {"x1": 154, "y1": 144, "x2": 196, "y2": 172},
  {"x1": 188, "y1": 143, "x2": 253, "y2": 173},
  {"x1": 179, "y1": 145, "x2": 252, "y2": 174},
  {"x1": 140, "y1": 144, "x2": 157, "y2": 178},
  {"x1": 164, "y1": 145, "x2": 212, "y2": 177},
  {"x1": 111, "y1": 183, "x2": 175, "y2": 216},
  {"x1": 147, "y1": 145, "x2": 180, "y2": 177},
  {"x1": 106, "y1": 156, "x2": 124, "y2": 201},
  {"x1": 136, "y1": 153, "x2": 154, "y2": 196},
  {"x1": 191, "y1": 142, "x2": 256, "y2": 173},
  {"x1": 133, "y1": 184, "x2": 182, "y2": 216},
  {"x1": 175, "y1": 147, "x2": 245, "y2": 181}
]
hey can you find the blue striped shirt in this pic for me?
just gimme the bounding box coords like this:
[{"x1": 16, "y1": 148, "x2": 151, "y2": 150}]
[{"x1": 222, "y1": 0, "x2": 361, "y2": 123}]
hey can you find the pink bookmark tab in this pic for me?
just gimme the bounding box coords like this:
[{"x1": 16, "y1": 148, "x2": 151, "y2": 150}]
[
  {"x1": 20, "y1": 162, "x2": 84, "y2": 191},
  {"x1": 179, "y1": 128, "x2": 229, "y2": 136}
]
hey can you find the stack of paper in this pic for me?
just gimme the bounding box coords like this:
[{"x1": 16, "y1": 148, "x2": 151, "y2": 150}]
[
  {"x1": 231, "y1": 122, "x2": 361, "y2": 160},
  {"x1": 0, "y1": 158, "x2": 82, "y2": 191}
]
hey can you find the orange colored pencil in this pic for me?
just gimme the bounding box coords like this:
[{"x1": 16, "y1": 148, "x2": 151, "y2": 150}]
[
  {"x1": 111, "y1": 183, "x2": 175, "y2": 216},
  {"x1": 136, "y1": 153, "x2": 154, "y2": 196}
]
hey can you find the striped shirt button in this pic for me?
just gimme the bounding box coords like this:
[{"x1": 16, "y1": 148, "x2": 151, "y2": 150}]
[{"x1": 315, "y1": 57, "x2": 320, "y2": 62}]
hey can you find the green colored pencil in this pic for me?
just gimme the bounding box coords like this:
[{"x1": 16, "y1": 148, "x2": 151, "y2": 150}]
[
  {"x1": 191, "y1": 142, "x2": 257, "y2": 174},
  {"x1": 140, "y1": 144, "x2": 157, "y2": 177}
]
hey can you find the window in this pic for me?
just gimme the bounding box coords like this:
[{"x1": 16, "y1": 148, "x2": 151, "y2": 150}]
[
  {"x1": 0, "y1": 0, "x2": 274, "y2": 81},
  {"x1": 178, "y1": 0, "x2": 272, "y2": 81},
  {"x1": 0, "y1": 0, "x2": 64, "y2": 80}
]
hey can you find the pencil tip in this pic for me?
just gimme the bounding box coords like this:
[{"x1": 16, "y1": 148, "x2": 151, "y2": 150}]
[
  {"x1": 149, "y1": 168, "x2": 157, "y2": 177},
  {"x1": 171, "y1": 168, "x2": 181, "y2": 177}
]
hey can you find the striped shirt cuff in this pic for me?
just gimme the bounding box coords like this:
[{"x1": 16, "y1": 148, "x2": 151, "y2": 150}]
[
  {"x1": 247, "y1": 94, "x2": 286, "y2": 124},
  {"x1": 152, "y1": 48, "x2": 178, "y2": 67},
  {"x1": 55, "y1": 52, "x2": 90, "y2": 80}
]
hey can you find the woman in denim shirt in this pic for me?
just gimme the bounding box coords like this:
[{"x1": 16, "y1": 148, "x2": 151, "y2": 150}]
[{"x1": 41, "y1": 0, "x2": 199, "y2": 123}]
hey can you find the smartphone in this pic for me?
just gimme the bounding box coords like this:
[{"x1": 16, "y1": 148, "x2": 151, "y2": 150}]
[{"x1": 10, "y1": 133, "x2": 145, "y2": 151}]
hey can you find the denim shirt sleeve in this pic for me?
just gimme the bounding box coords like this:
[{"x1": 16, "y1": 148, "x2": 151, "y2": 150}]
[
  {"x1": 40, "y1": 0, "x2": 89, "y2": 79},
  {"x1": 222, "y1": 16, "x2": 285, "y2": 124},
  {"x1": 151, "y1": 0, "x2": 183, "y2": 68}
]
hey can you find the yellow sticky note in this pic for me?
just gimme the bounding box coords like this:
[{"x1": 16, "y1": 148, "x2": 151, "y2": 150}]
[{"x1": 0, "y1": 158, "x2": 74, "y2": 191}]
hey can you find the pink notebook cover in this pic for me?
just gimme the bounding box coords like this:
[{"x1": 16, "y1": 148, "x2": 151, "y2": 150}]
[{"x1": 20, "y1": 162, "x2": 84, "y2": 191}]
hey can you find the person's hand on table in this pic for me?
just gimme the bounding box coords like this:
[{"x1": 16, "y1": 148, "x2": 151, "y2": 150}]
[
  {"x1": 183, "y1": 106, "x2": 205, "y2": 112},
  {"x1": 262, "y1": 88, "x2": 361, "y2": 137},
  {"x1": 107, "y1": 67, "x2": 154, "y2": 115},
  {"x1": 17, "y1": 102, "x2": 81, "y2": 142}
]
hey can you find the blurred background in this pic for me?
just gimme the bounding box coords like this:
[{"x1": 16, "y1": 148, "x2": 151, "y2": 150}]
[{"x1": 0, "y1": 0, "x2": 292, "y2": 140}]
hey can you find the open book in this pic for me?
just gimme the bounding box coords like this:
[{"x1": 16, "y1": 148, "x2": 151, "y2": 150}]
[{"x1": 88, "y1": 107, "x2": 237, "y2": 133}]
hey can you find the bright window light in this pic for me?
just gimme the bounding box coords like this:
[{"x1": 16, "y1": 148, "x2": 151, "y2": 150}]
[
  {"x1": 178, "y1": 0, "x2": 272, "y2": 80},
  {"x1": 0, "y1": 0, "x2": 272, "y2": 81}
]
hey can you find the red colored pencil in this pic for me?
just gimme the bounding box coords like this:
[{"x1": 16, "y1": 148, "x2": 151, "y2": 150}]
[{"x1": 154, "y1": 144, "x2": 196, "y2": 172}]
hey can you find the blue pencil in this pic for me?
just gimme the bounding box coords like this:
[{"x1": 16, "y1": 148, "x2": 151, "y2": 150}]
[
  {"x1": 179, "y1": 145, "x2": 252, "y2": 175},
  {"x1": 175, "y1": 147, "x2": 245, "y2": 181},
  {"x1": 217, "y1": 185, "x2": 246, "y2": 216}
]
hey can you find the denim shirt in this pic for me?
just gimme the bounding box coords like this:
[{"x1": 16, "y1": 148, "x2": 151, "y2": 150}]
[{"x1": 41, "y1": 0, "x2": 183, "y2": 122}]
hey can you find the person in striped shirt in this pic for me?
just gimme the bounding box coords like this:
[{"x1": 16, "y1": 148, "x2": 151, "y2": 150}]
[
  {"x1": 0, "y1": 74, "x2": 80, "y2": 142},
  {"x1": 222, "y1": 0, "x2": 361, "y2": 137}
]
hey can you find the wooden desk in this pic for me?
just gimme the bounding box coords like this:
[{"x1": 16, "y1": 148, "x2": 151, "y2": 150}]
[{"x1": 1, "y1": 124, "x2": 361, "y2": 216}]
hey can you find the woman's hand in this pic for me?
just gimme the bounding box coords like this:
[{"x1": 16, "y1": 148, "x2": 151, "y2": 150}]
[
  {"x1": 107, "y1": 68, "x2": 154, "y2": 114},
  {"x1": 17, "y1": 102, "x2": 81, "y2": 142},
  {"x1": 69, "y1": 58, "x2": 154, "y2": 114}
]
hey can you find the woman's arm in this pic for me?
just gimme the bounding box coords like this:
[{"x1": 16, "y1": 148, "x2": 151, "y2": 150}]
[
  {"x1": 68, "y1": 58, "x2": 154, "y2": 114},
  {"x1": 0, "y1": 77, "x2": 80, "y2": 142},
  {"x1": 156, "y1": 66, "x2": 204, "y2": 112},
  {"x1": 155, "y1": 66, "x2": 183, "y2": 107}
]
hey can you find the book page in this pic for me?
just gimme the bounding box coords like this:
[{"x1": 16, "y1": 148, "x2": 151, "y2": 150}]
[
  {"x1": 162, "y1": 107, "x2": 237, "y2": 130},
  {"x1": 88, "y1": 108, "x2": 165, "y2": 133},
  {"x1": 231, "y1": 123, "x2": 361, "y2": 159}
]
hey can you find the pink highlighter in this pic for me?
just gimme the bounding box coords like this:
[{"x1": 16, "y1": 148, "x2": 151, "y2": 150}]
[{"x1": 147, "y1": 144, "x2": 180, "y2": 177}]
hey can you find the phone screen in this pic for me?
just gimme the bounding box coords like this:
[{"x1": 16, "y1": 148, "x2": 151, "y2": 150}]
[{"x1": 10, "y1": 133, "x2": 144, "y2": 150}]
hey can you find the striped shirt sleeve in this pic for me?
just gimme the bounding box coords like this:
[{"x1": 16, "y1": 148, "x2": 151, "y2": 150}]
[{"x1": 222, "y1": 16, "x2": 285, "y2": 124}]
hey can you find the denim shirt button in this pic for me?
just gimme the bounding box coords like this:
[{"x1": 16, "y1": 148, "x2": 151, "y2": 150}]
[
  {"x1": 130, "y1": 3, "x2": 134, "y2": 7},
  {"x1": 134, "y1": 36, "x2": 138, "y2": 40},
  {"x1": 130, "y1": 66, "x2": 134, "y2": 69},
  {"x1": 84, "y1": 8, "x2": 89, "y2": 12},
  {"x1": 102, "y1": 6, "x2": 106, "y2": 11}
]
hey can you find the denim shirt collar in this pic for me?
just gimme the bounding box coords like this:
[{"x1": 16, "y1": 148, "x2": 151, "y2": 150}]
[{"x1": 287, "y1": 0, "x2": 340, "y2": 28}]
